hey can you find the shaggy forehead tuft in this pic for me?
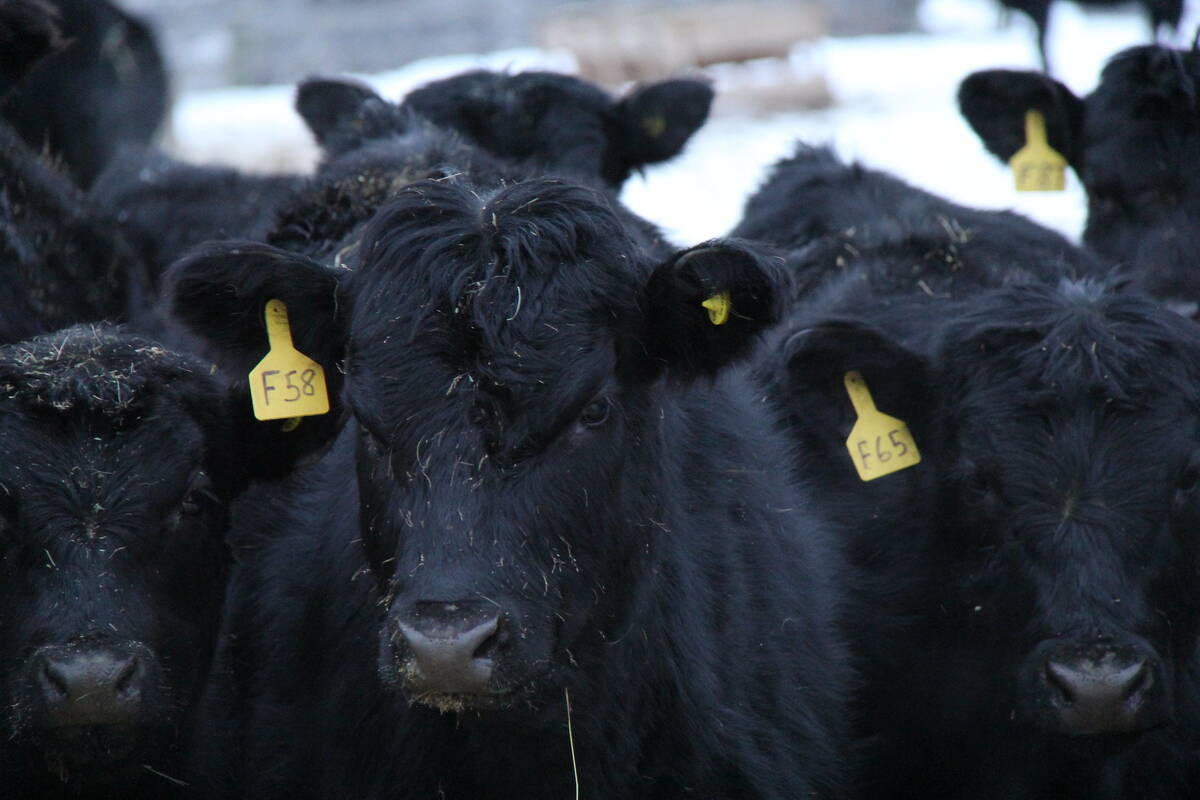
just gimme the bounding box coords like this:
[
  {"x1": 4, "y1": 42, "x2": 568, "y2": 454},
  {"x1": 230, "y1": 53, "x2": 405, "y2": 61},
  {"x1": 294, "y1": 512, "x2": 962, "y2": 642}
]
[
  {"x1": 0, "y1": 324, "x2": 212, "y2": 419},
  {"x1": 945, "y1": 280, "x2": 1200, "y2": 406}
]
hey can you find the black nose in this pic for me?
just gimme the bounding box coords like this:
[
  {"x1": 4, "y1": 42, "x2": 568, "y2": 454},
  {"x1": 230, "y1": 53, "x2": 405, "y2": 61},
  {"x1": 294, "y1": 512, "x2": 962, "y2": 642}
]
[
  {"x1": 1044, "y1": 649, "x2": 1155, "y2": 735},
  {"x1": 32, "y1": 646, "x2": 147, "y2": 727},
  {"x1": 395, "y1": 602, "x2": 500, "y2": 695}
]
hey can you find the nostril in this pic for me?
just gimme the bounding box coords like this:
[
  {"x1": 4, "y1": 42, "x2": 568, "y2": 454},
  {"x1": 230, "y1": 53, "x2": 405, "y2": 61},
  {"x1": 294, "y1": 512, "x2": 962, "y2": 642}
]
[
  {"x1": 1119, "y1": 659, "x2": 1150, "y2": 701},
  {"x1": 114, "y1": 657, "x2": 141, "y2": 697},
  {"x1": 40, "y1": 662, "x2": 69, "y2": 702},
  {"x1": 1046, "y1": 661, "x2": 1078, "y2": 704},
  {"x1": 472, "y1": 627, "x2": 500, "y2": 661}
]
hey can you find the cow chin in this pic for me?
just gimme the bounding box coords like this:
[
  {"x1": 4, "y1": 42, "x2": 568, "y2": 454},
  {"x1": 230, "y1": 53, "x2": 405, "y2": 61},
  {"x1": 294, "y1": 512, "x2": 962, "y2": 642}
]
[
  {"x1": 387, "y1": 657, "x2": 540, "y2": 714},
  {"x1": 37, "y1": 722, "x2": 168, "y2": 784},
  {"x1": 403, "y1": 688, "x2": 522, "y2": 714},
  {"x1": 376, "y1": 647, "x2": 549, "y2": 714}
]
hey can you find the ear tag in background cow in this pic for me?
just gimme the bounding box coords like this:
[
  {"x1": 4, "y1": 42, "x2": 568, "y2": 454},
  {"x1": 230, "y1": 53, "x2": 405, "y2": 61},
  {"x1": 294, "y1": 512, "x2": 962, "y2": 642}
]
[
  {"x1": 843, "y1": 370, "x2": 921, "y2": 481},
  {"x1": 248, "y1": 299, "x2": 330, "y2": 422},
  {"x1": 641, "y1": 114, "x2": 667, "y2": 138},
  {"x1": 1009, "y1": 110, "x2": 1066, "y2": 192},
  {"x1": 702, "y1": 291, "x2": 731, "y2": 325}
]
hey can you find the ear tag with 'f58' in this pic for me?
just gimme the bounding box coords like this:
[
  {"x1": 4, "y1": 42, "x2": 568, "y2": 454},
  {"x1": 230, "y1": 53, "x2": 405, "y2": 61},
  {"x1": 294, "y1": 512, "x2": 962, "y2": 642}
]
[
  {"x1": 843, "y1": 370, "x2": 921, "y2": 481},
  {"x1": 1010, "y1": 110, "x2": 1066, "y2": 192},
  {"x1": 248, "y1": 299, "x2": 330, "y2": 422},
  {"x1": 702, "y1": 292, "x2": 731, "y2": 325}
]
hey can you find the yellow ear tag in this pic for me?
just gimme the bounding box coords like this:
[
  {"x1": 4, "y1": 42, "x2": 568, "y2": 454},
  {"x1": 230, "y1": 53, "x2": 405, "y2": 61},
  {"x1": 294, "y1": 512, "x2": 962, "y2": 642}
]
[
  {"x1": 642, "y1": 114, "x2": 667, "y2": 139},
  {"x1": 1009, "y1": 110, "x2": 1067, "y2": 192},
  {"x1": 843, "y1": 370, "x2": 921, "y2": 481},
  {"x1": 248, "y1": 299, "x2": 330, "y2": 422},
  {"x1": 701, "y1": 292, "x2": 731, "y2": 325}
]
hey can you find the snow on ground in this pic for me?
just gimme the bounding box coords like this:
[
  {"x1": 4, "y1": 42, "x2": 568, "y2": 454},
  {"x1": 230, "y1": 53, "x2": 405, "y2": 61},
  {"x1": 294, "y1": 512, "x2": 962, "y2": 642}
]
[{"x1": 166, "y1": 0, "x2": 1192, "y2": 248}]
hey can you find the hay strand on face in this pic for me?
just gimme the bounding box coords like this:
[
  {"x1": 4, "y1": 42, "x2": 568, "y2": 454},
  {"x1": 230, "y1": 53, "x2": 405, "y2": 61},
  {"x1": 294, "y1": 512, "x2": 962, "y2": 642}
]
[{"x1": 565, "y1": 687, "x2": 580, "y2": 800}]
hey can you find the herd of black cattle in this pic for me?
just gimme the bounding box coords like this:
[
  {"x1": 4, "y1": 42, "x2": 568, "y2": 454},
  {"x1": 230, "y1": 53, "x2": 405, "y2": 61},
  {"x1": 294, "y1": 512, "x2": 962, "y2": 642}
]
[{"x1": 4, "y1": 0, "x2": 1200, "y2": 798}]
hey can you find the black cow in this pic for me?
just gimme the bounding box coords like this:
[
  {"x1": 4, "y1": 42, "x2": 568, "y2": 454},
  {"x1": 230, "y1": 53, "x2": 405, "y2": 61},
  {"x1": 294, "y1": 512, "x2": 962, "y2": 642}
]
[
  {"x1": 83, "y1": 79, "x2": 496, "y2": 276},
  {"x1": 757, "y1": 275, "x2": 1200, "y2": 799},
  {"x1": 269, "y1": 77, "x2": 671, "y2": 264},
  {"x1": 998, "y1": 0, "x2": 1183, "y2": 71},
  {"x1": 0, "y1": 121, "x2": 152, "y2": 344},
  {"x1": 0, "y1": 0, "x2": 167, "y2": 188},
  {"x1": 166, "y1": 174, "x2": 851, "y2": 798},
  {"x1": 732, "y1": 144, "x2": 1100, "y2": 302},
  {"x1": 86, "y1": 67, "x2": 702, "y2": 276},
  {"x1": 263, "y1": 78, "x2": 520, "y2": 262},
  {"x1": 398, "y1": 69, "x2": 714, "y2": 189},
  {"x1": 0, "y1": 323, "x2": 237, "y2": 797},
  {"x1": 88, "y1": 148, "x2": 305, "y2": 285},
  {"x1": 960, "y1": 45, "x2": 1200, "y2": 315}
]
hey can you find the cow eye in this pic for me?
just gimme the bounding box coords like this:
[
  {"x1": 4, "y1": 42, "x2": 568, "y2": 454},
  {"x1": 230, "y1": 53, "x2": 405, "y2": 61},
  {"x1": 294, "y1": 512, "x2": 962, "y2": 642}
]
[
  {"x1": 180, "y1": 470, "x2": 215, "y2": 518},
  {"x1": 579, "y1": 398, "x2": 611, "y2": 428},
  {"x1": 1177, "y1": 460, "x2": 1200, "y2": 495},
  {"x1": 0, "y1": 486, "x2": 15, "y2": 542},
  {"x1": 961, "y1": 463, "x2": 992, "y2": 497}
]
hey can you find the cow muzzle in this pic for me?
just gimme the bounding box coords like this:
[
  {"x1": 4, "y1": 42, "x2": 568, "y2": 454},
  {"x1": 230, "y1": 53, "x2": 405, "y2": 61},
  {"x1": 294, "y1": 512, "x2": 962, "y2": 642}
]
[
  {"x1": 388, "y1": 600, "x2": 506, "y2": 710},
  {"x1": 1027, "y1": 642, "x2": 1169, "y2": 736},
  {"x1": 21, "y1": 640, "x2": 162, "y2": 776}
]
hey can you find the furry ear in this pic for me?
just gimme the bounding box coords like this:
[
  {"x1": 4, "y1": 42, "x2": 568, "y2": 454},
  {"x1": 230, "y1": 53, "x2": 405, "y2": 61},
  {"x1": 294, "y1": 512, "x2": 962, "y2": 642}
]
[
  {"x1": 615, "y1": 78, "x2": 714, "y2": 168},
  {"x1": 632, "y1": 239, "x2": 786, "y2": 379},
  {"x1": 764, "y1": 318, "x2": 935, "y2": 479},
  {"x1": 164, "y1": 241, "x2": 347, "y2": 485},
  {"x1": 296, "y1": 76, "x2": 386, "y2": 147},
  {"x1": 0, "y1": 0, "x2": 63, "y2": 83},
  {"x1": 958, "y1": 69, "x2": 1084, "y2": 167}
]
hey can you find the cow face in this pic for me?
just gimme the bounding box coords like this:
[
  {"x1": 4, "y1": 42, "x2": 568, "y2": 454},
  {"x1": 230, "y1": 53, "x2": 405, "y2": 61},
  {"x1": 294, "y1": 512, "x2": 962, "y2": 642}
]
[
  {"x1": 780, "y1": 281, "x2": 1200, "y2": 745},
  {"x1": 959, "y1": 46, "x2": 1200, "y2": 316},
  {"x1": 0, "y1": 326, "x2": 231, "y2": 786},
  {"x1": 166, "y1": 177, "x2": 782, "y2": 716}
]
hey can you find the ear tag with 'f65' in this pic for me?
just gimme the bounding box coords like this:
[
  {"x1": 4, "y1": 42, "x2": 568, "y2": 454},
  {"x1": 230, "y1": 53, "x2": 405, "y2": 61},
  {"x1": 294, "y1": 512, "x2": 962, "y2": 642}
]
[
  {"x1": 1010, "y1": 110, "x2": 1066, "y2": 192},
  {"x1": 702, "y1": 292, "x2": 731, "y2": 325},
  {"x1": 843, "y1": 370, "x2": 921, "y2": 481},
  {"x1": 248, "y1": 299, "x2": 330, "y2": 422}
]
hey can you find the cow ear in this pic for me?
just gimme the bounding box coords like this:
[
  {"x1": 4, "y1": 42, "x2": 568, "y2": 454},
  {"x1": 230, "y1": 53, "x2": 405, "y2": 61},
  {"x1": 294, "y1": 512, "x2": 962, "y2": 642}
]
[
  {"x1": 296, "y1": 76, "x2": 386, "y2": 147},
  {"x1": 615, "y1": 78, "x2": 713, "y2": 168},
  {"x1": 958, "y1": 69, "x2": 1084, "y2": 168},
  {"x1": 631, "y1": 239, "x2": 785, "y2": 380},
  {"x1": 763, "y1": 319, "x2": 935, "y2": 474},
  {"x1": 163, "y1": 241, "x2": 347, "y2": 487},
  {"x1": 0, "y1": 0, "x2": 64, "y2": 83}
]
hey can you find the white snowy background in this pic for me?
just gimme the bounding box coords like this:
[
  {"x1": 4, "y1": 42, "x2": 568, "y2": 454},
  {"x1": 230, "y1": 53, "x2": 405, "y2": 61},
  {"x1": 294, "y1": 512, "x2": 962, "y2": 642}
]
[{"x1": 164, "y1": 0, "x2": 1200, "y2": 248}]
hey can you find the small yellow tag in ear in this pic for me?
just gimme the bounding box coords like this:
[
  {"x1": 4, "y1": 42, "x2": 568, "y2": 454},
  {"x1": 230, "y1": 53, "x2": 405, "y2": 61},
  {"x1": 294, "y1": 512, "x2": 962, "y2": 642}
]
[
  {"x1": 702, "y1": 292, "x2": 731, "y2": 325},
  {"x1": 248, "y1": 299, "x2": 330, "y2": 423},
  {"x1": 843, "y1": 371, "x2": 921, "y2": 481},
  {"x1": 1009, "y1": 110, "x2": 1067, "y2": 192},
  {"x1": 642, "y1": 114, "x2": 666, "y2": 138}
]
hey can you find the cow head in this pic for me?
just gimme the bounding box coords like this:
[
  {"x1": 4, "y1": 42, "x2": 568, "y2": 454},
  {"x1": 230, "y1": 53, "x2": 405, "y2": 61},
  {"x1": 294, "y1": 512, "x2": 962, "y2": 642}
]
[
  {"x1": 959, "y1": 46, "x2": 1200, "y2": 316},
  {"x1": 297, "y1": 70, "x2": 713, "y2": 190},
  {"x1": 776, "y1": 280, "x2": 1200, "y2": 747},
  {"x1": 166, "y1": 176, "x2": 783, "y2": 715},
  {"x1": 0, "y1": 325, "x2": 232, "y2": 787}
]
